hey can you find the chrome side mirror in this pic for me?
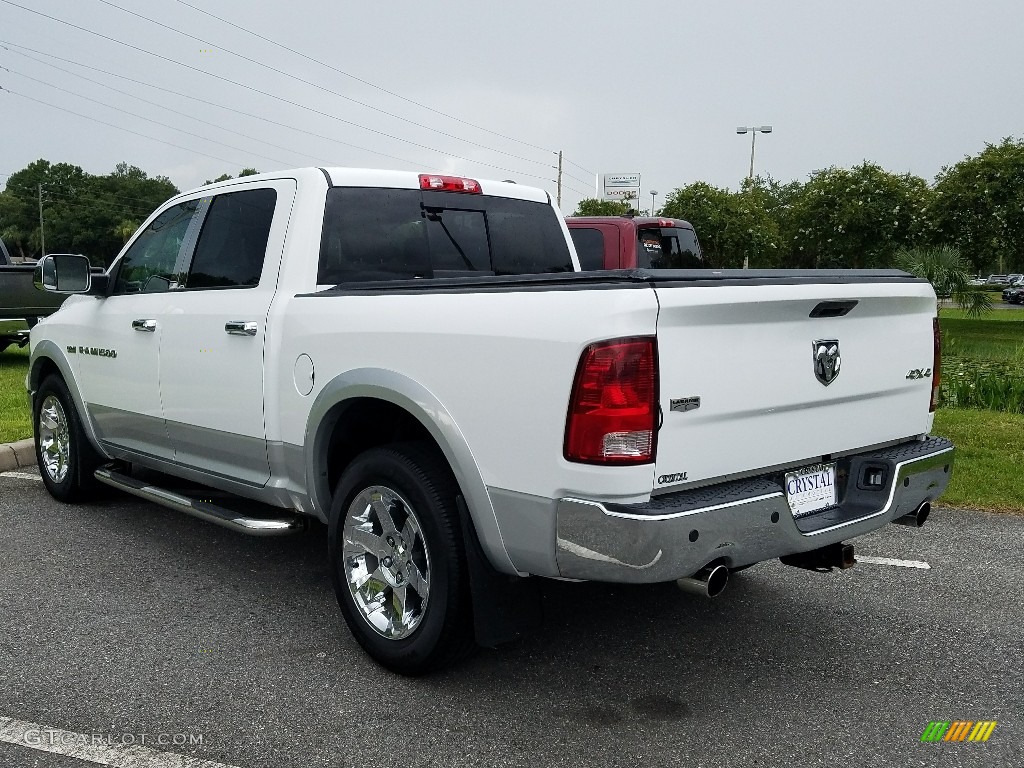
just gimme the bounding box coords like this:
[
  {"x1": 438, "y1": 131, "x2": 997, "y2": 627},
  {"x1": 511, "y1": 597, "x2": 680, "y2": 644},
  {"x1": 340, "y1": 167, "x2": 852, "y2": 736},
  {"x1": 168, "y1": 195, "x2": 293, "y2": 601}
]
[{"x1": 34, "y1": 254, "x2": 92, "y2": 294}]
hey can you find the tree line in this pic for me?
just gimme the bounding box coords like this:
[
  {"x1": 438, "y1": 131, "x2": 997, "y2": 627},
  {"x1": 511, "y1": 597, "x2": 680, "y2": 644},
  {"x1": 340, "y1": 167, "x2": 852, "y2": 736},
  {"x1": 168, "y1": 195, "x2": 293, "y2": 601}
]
[
  {"x1": 575, "y1": 137, "x2": 1024, "y2": 276},
  {"x1": 0, "y1": 160, "x2": 258, "y2": 266},
  {"x1": 4, "y1": 138, "x2": 1024, "y2": 275}
]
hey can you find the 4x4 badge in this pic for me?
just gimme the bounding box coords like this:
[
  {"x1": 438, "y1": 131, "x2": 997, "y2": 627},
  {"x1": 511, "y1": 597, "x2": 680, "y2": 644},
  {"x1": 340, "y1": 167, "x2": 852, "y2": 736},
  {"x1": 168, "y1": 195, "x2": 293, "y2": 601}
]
[{"x1": 812, "y1": 339, "x2": 841, "y2": 386}]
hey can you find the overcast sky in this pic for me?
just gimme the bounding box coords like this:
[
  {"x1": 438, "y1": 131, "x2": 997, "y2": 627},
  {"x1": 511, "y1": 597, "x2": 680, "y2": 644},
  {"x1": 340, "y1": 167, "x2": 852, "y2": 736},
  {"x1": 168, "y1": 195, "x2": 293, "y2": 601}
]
[{"x1": 2, "y1": 0, "x2": 1022, "y2": 214}]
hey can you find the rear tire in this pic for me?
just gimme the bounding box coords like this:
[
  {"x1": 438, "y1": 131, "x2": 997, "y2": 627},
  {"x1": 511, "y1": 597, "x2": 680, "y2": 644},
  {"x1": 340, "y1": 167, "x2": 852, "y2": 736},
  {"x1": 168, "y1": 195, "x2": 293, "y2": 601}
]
[
  {"x1": 33, "y1": 375, "x2": 102, "y2": 502},
  {"x1": 327, "y1": 442, "x2": 475, "y2": 675}
]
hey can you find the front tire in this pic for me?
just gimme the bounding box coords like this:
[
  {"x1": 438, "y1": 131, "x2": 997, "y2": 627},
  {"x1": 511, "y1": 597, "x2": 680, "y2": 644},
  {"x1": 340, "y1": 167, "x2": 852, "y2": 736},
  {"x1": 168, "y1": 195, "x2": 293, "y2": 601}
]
[
  {"x1": 33, "y1": 375, "x2": 101, "y2": 502},
  {"x1": 327, "y1": 443, "x2": 474, "y2": 675}
]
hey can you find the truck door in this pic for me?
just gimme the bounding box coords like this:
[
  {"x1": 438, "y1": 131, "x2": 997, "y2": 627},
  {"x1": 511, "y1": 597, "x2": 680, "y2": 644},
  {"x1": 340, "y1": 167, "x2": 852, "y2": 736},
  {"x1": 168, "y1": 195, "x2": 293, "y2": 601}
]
[
  {"x1": 74, "y1": 199, "x2": 205, "y2": 460},
  {"x1": 157, "y1": 180, "x2": 295, "y2": 487}
]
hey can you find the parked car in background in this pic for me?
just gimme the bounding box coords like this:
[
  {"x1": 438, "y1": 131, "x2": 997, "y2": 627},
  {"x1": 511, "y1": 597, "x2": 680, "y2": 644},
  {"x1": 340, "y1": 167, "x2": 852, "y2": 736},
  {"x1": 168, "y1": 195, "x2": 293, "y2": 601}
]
[
  {"x1": 1, "y1": 246, "x2": 92, "y2": 327},
  {"x1": 565, "y1": 216, "x2": 703, "y2": 270},
  {"x1": 986, "y1": 274, "x2": 1010, "y2": 285},
  {"x1": 1002, "y1": 283, "x2": 1024, "y2": 304}
]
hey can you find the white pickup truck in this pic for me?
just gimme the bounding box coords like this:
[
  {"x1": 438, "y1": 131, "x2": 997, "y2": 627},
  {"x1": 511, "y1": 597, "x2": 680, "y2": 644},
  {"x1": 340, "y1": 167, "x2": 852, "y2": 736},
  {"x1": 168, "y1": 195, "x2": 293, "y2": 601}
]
[{"x1": 28, "y1": 167, "x2": 953, "y2": 674}]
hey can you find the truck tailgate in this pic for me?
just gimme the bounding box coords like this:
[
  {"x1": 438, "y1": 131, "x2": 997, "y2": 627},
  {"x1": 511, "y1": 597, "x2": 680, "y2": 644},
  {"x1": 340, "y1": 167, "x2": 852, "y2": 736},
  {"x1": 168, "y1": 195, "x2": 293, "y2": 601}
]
[{"x1": 651, "y1": 274, "x2": 938, "y2": 491}]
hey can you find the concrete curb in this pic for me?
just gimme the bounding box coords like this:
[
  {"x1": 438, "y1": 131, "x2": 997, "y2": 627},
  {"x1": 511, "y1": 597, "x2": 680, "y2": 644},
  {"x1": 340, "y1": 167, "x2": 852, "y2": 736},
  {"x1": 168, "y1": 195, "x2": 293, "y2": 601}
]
[{"x1": 0, "y1": 439, "x2": 35, "y2": 473}]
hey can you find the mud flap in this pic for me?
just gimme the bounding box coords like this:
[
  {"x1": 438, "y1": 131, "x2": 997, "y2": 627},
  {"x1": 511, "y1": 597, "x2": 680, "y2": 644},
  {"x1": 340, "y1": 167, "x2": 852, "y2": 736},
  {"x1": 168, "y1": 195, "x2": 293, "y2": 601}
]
[{"x1": 456, "y1": 495, "x2": 544, "y2": 648}]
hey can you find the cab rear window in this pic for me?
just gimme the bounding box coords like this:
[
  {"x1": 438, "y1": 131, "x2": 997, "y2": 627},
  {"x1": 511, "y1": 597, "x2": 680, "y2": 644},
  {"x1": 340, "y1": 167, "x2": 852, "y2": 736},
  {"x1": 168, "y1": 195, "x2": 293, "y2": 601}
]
[
  {"x1": 636, "y1": 227, "x2": 703, "y2": 269},
  {"x1": 317, "y1": 188, "x2": 573, "y2": 284}
]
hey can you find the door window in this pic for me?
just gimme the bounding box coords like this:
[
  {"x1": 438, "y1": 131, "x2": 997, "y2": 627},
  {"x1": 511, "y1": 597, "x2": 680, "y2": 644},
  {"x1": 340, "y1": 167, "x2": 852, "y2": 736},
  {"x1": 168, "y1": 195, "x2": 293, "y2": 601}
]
[
  {"x1": 186, "y1": 188, "x2": 277, "y2": 289},
  {"x1": 113, "y1": 200, "x2": 204, "y2": 294}
]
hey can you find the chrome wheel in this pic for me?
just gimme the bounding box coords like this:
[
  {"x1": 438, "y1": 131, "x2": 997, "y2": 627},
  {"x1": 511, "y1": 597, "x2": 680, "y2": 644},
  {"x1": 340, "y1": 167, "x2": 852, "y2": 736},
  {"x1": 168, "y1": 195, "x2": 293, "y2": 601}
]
[
  {"x1": 342, "y1": 485, "x2": 432, "y2": 640},
  {"x1": 38, "y1": 394, "x2": 71, "y2": 484}
]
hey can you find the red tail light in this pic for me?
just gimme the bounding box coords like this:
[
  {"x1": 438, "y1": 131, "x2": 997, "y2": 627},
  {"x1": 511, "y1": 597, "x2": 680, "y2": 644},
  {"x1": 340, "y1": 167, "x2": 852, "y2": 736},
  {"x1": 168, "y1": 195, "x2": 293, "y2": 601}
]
[
  {"x1": 419, "y1": 174, "x2": 481, "y2": 194},
  {"x1": 930, "y1": 317, "x2": 941, "y2": 412},
  {"x1": 564, "y1": 337, "x2": 658, "y2": 465}
]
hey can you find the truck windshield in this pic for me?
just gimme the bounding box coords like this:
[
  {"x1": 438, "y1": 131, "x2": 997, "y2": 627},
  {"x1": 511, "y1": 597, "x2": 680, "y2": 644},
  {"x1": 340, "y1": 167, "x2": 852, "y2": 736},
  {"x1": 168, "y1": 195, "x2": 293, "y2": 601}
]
[{"x1": 637, "y1": 227, "x2": 702, "y2": 269}]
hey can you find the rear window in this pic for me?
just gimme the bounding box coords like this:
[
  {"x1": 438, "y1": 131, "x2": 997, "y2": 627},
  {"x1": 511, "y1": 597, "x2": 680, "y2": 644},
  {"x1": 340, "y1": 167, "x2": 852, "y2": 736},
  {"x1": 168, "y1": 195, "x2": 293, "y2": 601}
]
[
  {"x1": 318, "y1": 188, "x2": 573, "y2": 284},
  {"x1": 636, "y1": 227, "x2": 703, "y2": 269}
]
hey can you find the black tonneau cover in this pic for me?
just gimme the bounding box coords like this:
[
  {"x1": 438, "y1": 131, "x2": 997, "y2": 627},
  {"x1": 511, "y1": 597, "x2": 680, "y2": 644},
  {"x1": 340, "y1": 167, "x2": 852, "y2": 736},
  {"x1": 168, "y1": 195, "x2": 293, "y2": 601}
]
[{"x1": 300, "y1": 269, "x2": 925, "y2": 297}]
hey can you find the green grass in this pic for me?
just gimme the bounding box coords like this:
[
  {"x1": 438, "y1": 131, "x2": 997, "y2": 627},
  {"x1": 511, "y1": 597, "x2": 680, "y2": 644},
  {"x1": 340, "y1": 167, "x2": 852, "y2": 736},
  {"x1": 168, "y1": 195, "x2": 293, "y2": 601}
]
[
  {"x1": 0, "y1": 345, "x2": 31, "y2": 443},
  {"x1": 932, "y1": 408, "x2": 1024, "y2": 512},
  {"x1": 939, "y1": 314, "x2": 1024, "y2": 362}
]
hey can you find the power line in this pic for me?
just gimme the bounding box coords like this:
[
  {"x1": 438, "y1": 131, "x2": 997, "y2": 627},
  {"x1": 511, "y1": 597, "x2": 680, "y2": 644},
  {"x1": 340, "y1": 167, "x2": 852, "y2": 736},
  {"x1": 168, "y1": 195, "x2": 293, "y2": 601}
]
[
  {"x1": 0, "y1": 42, "x2": 428, "y2": 171},
  {"x1": 0, "y1": 4, "x2": 554, "y2": 182},
  {"x1": 11, "y1": 190, "x2": 155, "y2": 218},
  {"x1": 2, "y1": 47, "x2": 329, "y2": 166},
  {"x1": 6, "y1": 68, "x2": 303, "y2": 168},
  {"x1": 561, "y1": 184, "x2": 594, "y2": 198},
  {"x1": 564, "y1": 157, "x2": 596, "y2": 177},
  {"x1": 561, "y1": 170, "x2": 592, "y2": 187},
  {"x1": 172, "y1": 0, "x2": 557, "y2": 157},
  {"x1": 95, "y1": 0, "x2": 554, "y2": 169},
  {"x1": 1, "y1": 87, "x2": 265, "y2": 169}
]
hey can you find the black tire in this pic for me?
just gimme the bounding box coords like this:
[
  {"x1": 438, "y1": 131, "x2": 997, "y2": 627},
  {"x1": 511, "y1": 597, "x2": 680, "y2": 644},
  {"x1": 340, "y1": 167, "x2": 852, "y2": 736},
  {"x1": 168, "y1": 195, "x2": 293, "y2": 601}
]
[
  {"x1": 33, "y1": 374, "x2": 102, "y2": 502},
  {"x1": 0, "y1": 341, "x2": 10, "y2": 355},
  {"x1": 327, "y1": 442, "x2": 474, "y2": 675}
]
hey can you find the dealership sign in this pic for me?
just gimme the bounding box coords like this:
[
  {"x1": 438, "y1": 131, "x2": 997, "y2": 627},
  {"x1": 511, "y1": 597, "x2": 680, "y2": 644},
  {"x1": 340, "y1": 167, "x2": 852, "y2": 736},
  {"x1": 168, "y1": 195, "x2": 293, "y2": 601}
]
[{"x1": 602, "y1": 173, "x2": 640, "y2": 202}]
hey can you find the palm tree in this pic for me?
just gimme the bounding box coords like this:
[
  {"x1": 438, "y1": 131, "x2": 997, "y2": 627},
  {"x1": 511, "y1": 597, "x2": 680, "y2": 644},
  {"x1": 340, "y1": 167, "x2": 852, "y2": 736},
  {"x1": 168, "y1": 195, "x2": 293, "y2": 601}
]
[
  {"x1": 114, "y1": 219, "x2": 140, "y2": 244},
  {"x1": 895, "y1": 245, "x2": 991, "y2": 318}
]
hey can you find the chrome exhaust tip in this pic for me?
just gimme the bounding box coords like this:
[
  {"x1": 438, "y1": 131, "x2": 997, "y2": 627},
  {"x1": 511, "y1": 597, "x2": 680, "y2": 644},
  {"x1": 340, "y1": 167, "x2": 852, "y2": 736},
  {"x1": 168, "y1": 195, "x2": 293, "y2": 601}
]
[
  {"x1": 676, "y1": 564, "x2": 729, "y2": 598},
  {"x1": 895, "y1": 502, "x2": 931, "y2": 528}
]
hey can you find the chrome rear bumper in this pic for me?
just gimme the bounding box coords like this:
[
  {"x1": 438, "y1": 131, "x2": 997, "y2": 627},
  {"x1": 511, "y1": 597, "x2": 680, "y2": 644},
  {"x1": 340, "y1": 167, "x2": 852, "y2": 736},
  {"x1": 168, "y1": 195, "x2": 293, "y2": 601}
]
[{"x1": 555, "y1": 437, "x2": 954, "y2": 583}]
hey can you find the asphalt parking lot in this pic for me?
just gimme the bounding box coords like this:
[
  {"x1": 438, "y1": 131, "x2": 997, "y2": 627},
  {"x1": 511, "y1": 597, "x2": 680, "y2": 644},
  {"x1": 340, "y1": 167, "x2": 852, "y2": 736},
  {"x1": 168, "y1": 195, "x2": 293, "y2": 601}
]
[{"x1": 0, "y1": 468, "x2": 1019, "y2": 768}]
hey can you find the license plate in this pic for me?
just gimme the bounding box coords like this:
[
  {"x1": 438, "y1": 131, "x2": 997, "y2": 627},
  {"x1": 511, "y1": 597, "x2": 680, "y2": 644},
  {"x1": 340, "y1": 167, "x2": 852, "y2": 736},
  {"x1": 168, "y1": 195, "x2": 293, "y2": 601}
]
[{"x1": 785, "y1": 463, "x2": 837, "y2": 518}]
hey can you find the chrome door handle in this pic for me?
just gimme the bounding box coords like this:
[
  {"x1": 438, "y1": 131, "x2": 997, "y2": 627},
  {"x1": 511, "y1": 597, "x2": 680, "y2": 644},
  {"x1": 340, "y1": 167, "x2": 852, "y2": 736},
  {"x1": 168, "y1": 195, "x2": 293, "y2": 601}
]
[
  {"x1": 132, "y1": 319, "x2": 157, "y2": 332},
  {"x1": 225, "y1": 320, "x2": 258, "y2": 336}
]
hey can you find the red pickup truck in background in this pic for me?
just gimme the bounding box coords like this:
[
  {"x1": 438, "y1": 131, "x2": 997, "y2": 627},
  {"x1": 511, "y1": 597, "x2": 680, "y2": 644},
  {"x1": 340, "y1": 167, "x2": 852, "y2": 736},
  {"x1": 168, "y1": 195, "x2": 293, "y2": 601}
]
[{"x1": 565, "y1": 216, "x2": 703, "y2": 270}]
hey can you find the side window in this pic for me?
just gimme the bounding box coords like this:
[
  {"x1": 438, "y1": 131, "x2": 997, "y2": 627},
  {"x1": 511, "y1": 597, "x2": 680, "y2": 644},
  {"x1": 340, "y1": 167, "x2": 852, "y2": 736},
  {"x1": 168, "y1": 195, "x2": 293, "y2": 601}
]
[
  {"x1": 113, "y1": 200, "x2": 202, "y2": 295},
  {"x1": 186, "y1": 188, "x2": 277, "y2": 289},
  {"x1": 318, "y1": 188, "x2": 428, "y2": 284},
  {"x1": 568, "y1": 228, "x2": 605, "y2": 271}
]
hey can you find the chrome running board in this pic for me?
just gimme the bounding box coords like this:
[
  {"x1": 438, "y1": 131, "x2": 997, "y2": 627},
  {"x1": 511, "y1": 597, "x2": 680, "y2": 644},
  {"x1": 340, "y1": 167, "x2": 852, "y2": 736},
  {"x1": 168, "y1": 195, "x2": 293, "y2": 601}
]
[{"x1": 94, "y1": 467, "x2": 306, "y2": 537}]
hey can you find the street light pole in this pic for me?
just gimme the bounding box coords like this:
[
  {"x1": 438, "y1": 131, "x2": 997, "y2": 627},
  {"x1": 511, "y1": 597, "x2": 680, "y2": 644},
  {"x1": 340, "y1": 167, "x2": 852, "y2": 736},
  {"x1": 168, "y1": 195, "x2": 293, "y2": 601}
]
[
  {"x1": 650, "y1": 190, "x2": 657, "y2": 216},
  {"x1": 736, "y1": 125, "x2": 773, "y2": 179}
]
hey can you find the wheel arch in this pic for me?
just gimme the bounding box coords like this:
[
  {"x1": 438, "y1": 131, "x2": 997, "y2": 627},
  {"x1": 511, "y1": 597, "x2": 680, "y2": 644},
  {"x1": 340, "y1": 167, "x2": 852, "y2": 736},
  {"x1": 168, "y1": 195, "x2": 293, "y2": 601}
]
[
  {"x1": 305, "y1": 368, "x2": 519, "y2": 576},
  {"x1": 29, "y1": 340, "x2": 110, "y2": 458}
]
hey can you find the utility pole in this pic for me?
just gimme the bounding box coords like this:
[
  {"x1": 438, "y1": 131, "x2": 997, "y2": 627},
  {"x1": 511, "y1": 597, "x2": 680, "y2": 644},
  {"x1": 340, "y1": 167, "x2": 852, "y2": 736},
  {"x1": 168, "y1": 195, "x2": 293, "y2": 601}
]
[
  {"x1": 38, "y1": 184, "x2": 46, "y2": 258},
  {"x1": 556, "y1": 150, "x2": 563, "y2": 209}
]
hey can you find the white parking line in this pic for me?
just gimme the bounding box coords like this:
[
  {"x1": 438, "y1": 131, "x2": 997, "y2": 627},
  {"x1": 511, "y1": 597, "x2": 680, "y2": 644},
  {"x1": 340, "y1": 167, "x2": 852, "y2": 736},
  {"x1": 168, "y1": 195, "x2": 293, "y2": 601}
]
[
  {"x1": 857, "y1": 555, "x2": 931, "y2": 569},
  {"x1": 0, "y1": 472, "x2": 41, "y2": 481},
  {"x1": 0, "y1": 715, "x2": 244, "y2": 768}
]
